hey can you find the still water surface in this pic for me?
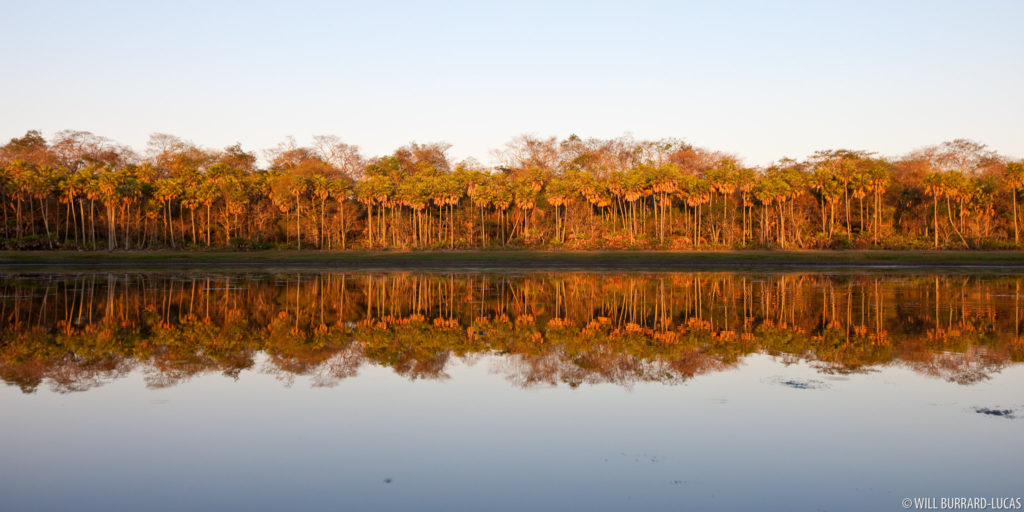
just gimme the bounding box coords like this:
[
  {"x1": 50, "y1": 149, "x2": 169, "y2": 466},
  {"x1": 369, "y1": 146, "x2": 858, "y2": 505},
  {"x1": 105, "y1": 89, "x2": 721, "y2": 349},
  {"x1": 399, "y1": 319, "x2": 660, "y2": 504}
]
[{"x1": 0, "y1": 271, "x2": 1021, "y2": 511}]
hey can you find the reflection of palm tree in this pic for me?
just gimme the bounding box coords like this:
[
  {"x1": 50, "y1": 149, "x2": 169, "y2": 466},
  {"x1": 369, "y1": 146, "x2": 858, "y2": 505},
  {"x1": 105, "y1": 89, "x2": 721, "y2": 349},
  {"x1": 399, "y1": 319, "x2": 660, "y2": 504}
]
[{"x1": 2, "y1": 272, "x2": 1021, "y2": 391}]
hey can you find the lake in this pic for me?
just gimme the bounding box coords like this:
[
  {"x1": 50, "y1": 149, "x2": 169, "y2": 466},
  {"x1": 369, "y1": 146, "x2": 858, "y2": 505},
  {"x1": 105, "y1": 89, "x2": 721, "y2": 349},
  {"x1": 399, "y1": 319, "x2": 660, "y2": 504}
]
[{"x1": 0, "y1": 271, "x2": 1021, "y2": 511}]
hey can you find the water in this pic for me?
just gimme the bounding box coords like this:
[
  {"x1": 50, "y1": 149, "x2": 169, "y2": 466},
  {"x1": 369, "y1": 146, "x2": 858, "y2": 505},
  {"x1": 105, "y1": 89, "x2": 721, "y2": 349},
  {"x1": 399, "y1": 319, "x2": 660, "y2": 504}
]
[{"x1": 0, "y1": 271, "x2": 1021, "y2": 511}]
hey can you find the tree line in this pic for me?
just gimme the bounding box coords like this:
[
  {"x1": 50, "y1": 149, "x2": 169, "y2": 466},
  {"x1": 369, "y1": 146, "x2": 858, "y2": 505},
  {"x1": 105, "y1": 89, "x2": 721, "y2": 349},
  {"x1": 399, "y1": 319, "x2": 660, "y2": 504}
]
[{"x1": 2, "y1": 129, "x2": 1022, "y2": 250}]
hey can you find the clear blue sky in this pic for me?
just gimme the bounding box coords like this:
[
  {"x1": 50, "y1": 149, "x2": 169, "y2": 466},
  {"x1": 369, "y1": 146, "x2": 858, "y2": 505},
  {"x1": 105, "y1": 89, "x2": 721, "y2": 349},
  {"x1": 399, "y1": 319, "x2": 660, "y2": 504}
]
[{"x1": 1, "y1": 0, "x2": 1021, "y2": 165}]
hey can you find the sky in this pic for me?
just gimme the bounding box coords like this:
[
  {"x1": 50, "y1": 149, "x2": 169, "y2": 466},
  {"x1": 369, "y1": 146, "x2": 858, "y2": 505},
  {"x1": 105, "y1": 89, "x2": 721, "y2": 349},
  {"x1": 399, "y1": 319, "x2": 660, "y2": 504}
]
[{"x1": 1, "y1": 0, "x2": 1021, "y2": 166}]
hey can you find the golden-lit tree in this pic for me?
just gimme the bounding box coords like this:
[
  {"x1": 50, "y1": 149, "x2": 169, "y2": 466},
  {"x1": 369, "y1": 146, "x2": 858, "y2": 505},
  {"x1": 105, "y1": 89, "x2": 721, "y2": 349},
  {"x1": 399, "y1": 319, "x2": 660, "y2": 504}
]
[{"x1": 1, "y1": 131, "x2": 1021, "y2": 251}]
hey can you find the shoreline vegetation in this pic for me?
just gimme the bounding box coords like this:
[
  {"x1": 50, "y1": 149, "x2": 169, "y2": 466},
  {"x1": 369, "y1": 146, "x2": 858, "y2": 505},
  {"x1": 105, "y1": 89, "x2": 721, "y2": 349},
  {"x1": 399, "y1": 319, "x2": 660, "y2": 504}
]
[
  {"x1": 2, "y1": 249, "x2": 1024, "y2": 269},
  {"x1": 2, "y1": 131, "x2": 1024, "y2": 253}
]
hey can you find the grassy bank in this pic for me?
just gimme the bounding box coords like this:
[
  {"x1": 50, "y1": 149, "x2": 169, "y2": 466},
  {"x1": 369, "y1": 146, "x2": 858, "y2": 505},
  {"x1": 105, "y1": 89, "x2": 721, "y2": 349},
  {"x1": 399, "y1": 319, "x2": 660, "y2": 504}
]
[{"x1": 1, "y1": 249, "x2": 1024, "y2": 270}]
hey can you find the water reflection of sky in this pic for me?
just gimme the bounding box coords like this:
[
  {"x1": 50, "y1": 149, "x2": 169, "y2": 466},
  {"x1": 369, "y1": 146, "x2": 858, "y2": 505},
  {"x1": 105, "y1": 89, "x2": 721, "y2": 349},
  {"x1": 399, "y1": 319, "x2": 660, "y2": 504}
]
[{"x1": 1, "y1": 353, "x2": 1020, "y2": 512}]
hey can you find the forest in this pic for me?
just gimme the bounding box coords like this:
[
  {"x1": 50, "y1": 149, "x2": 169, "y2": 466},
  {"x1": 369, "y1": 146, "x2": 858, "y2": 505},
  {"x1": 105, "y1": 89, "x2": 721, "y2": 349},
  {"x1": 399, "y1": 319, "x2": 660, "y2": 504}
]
[
  {"x1": 1, "y1": 272, "x2": 1020, "y2": 393},
  {"x1": 2, "y1": 130, "x2": 1023, "y2": 251}
]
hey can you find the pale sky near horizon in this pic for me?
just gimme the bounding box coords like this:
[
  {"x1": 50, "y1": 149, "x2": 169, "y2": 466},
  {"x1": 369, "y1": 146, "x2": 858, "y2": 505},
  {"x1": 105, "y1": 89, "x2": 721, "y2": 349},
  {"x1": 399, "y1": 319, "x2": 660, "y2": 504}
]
[{"x1": 1, "y1": 0, "x2": 1021, "y2": 166}]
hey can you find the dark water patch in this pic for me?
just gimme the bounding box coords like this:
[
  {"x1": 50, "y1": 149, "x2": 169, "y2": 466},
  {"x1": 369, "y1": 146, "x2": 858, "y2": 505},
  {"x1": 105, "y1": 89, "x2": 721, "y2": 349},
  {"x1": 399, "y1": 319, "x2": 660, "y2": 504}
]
[
  {"x1": 767, "y1": 377, "x2": 830, "y2": 390},
  {"x1": 973, "y1": 407, "x2": 1017, "y2": 419}
]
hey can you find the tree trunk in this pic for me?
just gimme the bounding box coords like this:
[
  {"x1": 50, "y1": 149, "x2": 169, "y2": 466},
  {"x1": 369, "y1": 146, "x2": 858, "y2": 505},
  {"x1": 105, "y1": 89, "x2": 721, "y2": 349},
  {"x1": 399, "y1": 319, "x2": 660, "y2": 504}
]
[
  {"x1": 320, "y1": 197, "x2": 326, "y2": 250},
  {"x1": 844, "y1": 185, "x2": 851, "y2": 236},
  {"x1": 946, "y1": 198, "x2": 968, "y2": 247},
  {"x1": 206, "y1": 203, "x2": 211, "y2": 247},
  {"x1": 107, "y1": 203, "x2": 117, "y2": 250},
  {"x1": 40, "y1": 198, "x2": 52, "y2": 248},
  {"x1": 295, "y1": 196, "x2": 301, "y2": 250},
  {"x1": 1014, "y1": 190, "x2": 1019, "y2": 245},
  {"x1": 90, "y1": 200, "x2": 96, "y2": 250},
  {"x1": 341, "y1": 201, "x2": 347, "y2": 250},
  {"x1": 15, "y1": 197, "x2": 22, "y2": 239}
]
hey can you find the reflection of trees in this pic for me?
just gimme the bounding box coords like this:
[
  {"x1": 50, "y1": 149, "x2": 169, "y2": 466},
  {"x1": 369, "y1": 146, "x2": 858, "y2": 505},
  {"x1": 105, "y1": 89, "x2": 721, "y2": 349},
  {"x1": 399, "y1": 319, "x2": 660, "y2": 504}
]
[{"x1": 1, "y1": 272, "x2": 1023, "y2": 393}]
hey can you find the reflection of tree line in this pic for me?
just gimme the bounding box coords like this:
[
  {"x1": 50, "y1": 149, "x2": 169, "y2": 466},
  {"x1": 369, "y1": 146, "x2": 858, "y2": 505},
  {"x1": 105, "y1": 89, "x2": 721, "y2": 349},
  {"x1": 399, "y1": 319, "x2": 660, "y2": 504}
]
[{"x1": 1, "y1": 273, "x2": 1022, "y2": 393}]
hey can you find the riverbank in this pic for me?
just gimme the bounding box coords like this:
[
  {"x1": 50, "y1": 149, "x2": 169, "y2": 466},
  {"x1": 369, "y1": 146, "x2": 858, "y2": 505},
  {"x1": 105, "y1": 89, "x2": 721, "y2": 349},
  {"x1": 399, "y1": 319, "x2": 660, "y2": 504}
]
[{"x1": 1, "y1": 249, "x2": 1024, "y2": 270}]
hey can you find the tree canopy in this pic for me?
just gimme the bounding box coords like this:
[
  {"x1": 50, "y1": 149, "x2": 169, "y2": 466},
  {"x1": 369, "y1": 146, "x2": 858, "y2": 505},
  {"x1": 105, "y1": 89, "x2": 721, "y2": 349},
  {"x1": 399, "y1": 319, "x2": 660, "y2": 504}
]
[{"x1": 0, "y1": 130, "x2": 1020, "y2": 250}]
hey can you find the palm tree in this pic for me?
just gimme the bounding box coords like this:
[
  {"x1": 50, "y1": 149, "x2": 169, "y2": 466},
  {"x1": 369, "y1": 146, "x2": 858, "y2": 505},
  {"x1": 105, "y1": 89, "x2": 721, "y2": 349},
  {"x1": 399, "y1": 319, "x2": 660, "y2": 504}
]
[
  {"x1": 433, "y1": 172, "x2": 465, "y2": 249},
  {"x1": 851, "y1": 168, "x2": 871, "y2": 235},
  {"x1": 289, "y1": 175, "x2": 309, "y2": 250},
  {"x1": 942, "y1": 171, "x2": 970, "y2": 247},
  {"x1": 355, "y1": 174, "x2": 391, "y2": 248},
  {"x1": 710, "y1": 161, "x2": 739, "y2": 246},
  {"x1": 866, "y1": 164, "x2": 889, "y2": 244},
  {"x1": 545, "y1": 174, "x2": 577, "y2": 244},
  {"x1": 26, "y1": 165, "x2": 58, "y2": 248},
  {"x1": 311, "y1": 174, "x2": 332, "y2": 249},
  {"x1": 196, "y1": 178, "x2": 219, "y2": 247},
  {"x1": 649, "y1": 164, "x2": 680, "y2": 246},
  {"x1": 58, "y1": 167, "x2": 80, "y2": 246},
  {"x1": 578, "y1": 172, "x2": 612, "y2": 244},
  {"x1": 923, "y1": 172, "x2": 943, "y2": 248},
  {"x1": 329, "y1": 177, "x2": 353, "y2": 250},
  {"x1": 736, "y1": 167, "x2": 756, "y2": 245},
  {"x1": 97, "y1": 168, "x2": 122, "y2": 250},
  {"x1": 811, "y1": 166, "x2": 841, "y2": 241},
  {"x1": 491, "y1": 177, "x2": 513, "y2": 246},
  {"x1": 117, "y1": 169, "x2": 142, "y2": 249},
  {"x1": 925, "y1": 171, "x2": 968, "y2": 248},
  {"x1": 1005, "y1": 162, "x2": 1024, "y2": 245},
  {"x1": 81, "y1": 167, "x2": 101, "y2": 249},
  {"x1": 154, "y1": 176, "x2": 181, "y2": 248},
  {"x1": 511, "y1": 170, "x2": 543, "y2": 245},
  {"x1": 179, "y1": 168, "x2": 202, "y2": 245},
  {"x1": 466, "y1": 172, "x2": 492, "y2": 247},
  {"x1": 8, "y1": 160, "x2": 35, "y2": 240},
  {"x1": 220, "y1": 174, "x2": 249, "y2": 245},
  {"x1": 754, "y1": 171, "x2": 788, "y2": 247},
  {"x1": 397, "y1": 176, "x2": 428, "y2": 247}
]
